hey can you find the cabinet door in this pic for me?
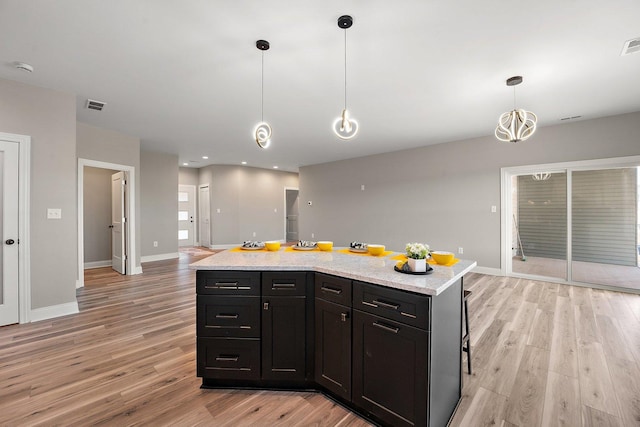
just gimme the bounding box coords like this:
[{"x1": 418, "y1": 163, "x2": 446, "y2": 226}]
[
  {"x1": 353, "y1": 310, "x2": 428, "y2": 427},
  {"x1": 262, "y1": 297, "x2": 306, "y2": 381},
  {"x1": 315, "y1": 298, "x2": 351, "y2": 400}
]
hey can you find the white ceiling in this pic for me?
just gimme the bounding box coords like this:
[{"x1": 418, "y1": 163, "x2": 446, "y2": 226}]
[{"x1": 1, "y1": 0, "x2": 639, "y2": 172}]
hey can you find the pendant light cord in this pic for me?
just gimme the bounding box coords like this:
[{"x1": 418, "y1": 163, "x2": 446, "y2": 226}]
[
  {"x1": 261, "y1": 51, "x2": 265, "y2": 122},
  {"x1": 343, "y1": 28, "x2": 348, "y2": 110}
]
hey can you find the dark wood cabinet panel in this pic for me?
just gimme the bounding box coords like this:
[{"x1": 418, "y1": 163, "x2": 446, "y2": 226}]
[
  {"x1": 197, "y1": 337, "x2": 260, "y2": 380},
  {"x1": 315, "y1": 273, "x2": 352, "y2": 306},
  {"x1": 196, "y1": 270, "x2": 260, "y2": 295},
  {"x1": 315, "y1": 298, "x2": 351, "y2": 400},
  {"x1": 352, "y1": 310, "x2": 428, "y2": 427},
  {"x1": 197, "y1": 295, "x2": 260, "y2": 338},
  {"x1": 262, "y1": 271, "x2": 308, "y2": 296},
  {"x1": 261, "y1": 296, "x2": 306, "y2": 381}
]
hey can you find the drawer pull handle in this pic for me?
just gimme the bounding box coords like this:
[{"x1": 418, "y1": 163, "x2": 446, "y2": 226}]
[
  {"x1": 373, "y1": 299, "x2": 400, "y2": 310},
  {"x1": 215, "y1": 313, "x2": 239, "y2": 319},
  {"x1": 215, "y1": 282, "x2": 239, "y2": 289},
  {"x1": 341, "y1": 312, "x2": 349, "y2": 322},
  {"x1": 321, "y1": 286, "x2": 342, "y2": 295},
  {"x1": 272, "y1": 283, "x2": 296, "y2": 289},
  {"x1": 372, "y1": 322, "x2": 400, "y2": 334},
  {"x1": 263, "y1": 302, "x2": 270, "y2": 311},
  {"x1": 216, "y1": 355, "x2": 239, "y2": 362}
]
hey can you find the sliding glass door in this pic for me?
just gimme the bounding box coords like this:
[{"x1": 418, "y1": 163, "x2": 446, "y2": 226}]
[{"x1": 503, "y1": 157, "x2": 640, "y2": 292}]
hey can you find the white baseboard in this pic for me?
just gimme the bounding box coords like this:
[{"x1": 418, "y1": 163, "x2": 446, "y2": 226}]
[
  {"x1": 132, "y1": 265, "x2": 143, "y2": 275},
  {"x1": 472, "y1": 266, "x2": 503, "y2": 276},
  {"x1": 84, "y1": 260, "x2": 112, "y2": 270},
  {"x1": 140, "y1": 252, "x2": 180, "y2": 263},
  {"x1": 30, "y1": 301, "x2": 80, "y2": 322}
]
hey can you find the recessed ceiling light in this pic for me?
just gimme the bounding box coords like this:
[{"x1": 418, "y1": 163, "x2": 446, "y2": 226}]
[
  {"x1": 241, "y1": 161, "x2": 247, "y2": 165},
  {"x1": 182, "y1": 163, "x2": 188, "y2": 166},
  {"x1": 273, "y1": 166, "x2": 279, "y2": 169},
  {"x1": 621, "y1": 37, "x2": 640, "y2": 56},
  {"x1": 14, "y1": 62, "x2": 34, "y2": 73},
  {"x1": 202, "y1": 156, "x2": 208, "y2": 159}
]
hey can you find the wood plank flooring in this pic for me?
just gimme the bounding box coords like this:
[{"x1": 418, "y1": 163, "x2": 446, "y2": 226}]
[{"x1": 1, "y1": 252, "x2": 639, "y2": 426}]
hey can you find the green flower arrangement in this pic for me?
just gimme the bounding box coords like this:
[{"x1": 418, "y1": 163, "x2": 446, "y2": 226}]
[{"x1": 405, "y1": 242, "x2": 430, "y2": 260}]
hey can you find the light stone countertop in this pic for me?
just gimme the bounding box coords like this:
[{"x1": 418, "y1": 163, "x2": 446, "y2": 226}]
[{"x1": 190, "y1": 248, "x2": 477, "y2": 296}]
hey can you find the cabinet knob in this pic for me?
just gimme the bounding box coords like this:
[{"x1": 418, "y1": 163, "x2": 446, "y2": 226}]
[
  {"x1": 341, "y1": 312, "x2": 349, "y2": 322},
  {"x1": 263, "y1": 302, "x2": 270, "y2": 311}
]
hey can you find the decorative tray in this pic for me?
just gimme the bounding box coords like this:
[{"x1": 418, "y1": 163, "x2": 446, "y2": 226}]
[
  {"x1": 348, "y1": 247, "x2": 368, "y2": 253},
  {"x1": 394, "y1": 265, "x2": 434, "y2": 275},
  {"x1": 292, "y1": 245, "x2": 317, "y2": 251}
]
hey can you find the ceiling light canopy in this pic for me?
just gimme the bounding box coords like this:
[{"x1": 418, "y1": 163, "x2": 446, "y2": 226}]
[
  {"x1": 333, "y1": 15, "x2": 359, "y2": 140},
  {"x1": 254, "y1": 40, "x2": 272, "y2": 149},
  {"x1": 495, "y1": 76, "x2": 537, "y2": 143}
]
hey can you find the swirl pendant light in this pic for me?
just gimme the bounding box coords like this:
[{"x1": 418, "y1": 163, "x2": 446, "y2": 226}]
[
  {"x1": 495, "y1": 76, "x2": 537, "y2": 143},
  {"x1": 333, "y1": 15, "x2": 359, "y2": 140},
  {"x1": 254, "y1": 40, "x2": 272, "y2": 149}
]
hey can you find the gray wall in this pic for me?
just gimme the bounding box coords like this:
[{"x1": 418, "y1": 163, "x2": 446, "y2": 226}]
[
  {"x1": 77, "y1": 122, "x2": 142, "y2": 270},
  {"x1": 199, "y1": 165, "x2": 299, "y2": 245},
  {"x1": 83, "y1": 167, "x2": 117, "y2": 264},
  {"x1": 178, "y1": 167, "x2": 199, "y2": 186},
  {"x1": 141, "y1": 150, "x2": 179, "y2": 256},
  {"x1": 299, "y1": 111, "x2": 640, "y2": 269},
  {"x1": 0, "y1": 78, "x2": 77, "y2": 310}
]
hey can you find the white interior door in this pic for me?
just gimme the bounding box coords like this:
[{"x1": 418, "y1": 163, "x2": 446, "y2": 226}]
[
  {"x1": 0, "y1": 140, "x2": 19, "y2": 326},
  {"x1": 199, "y1": 184, "x2": 210, "y2": 248},
  {"x1": 285, "y1": 189, "x2": 299, "y2": 242},
  {"x1": 111, "y1": 171, "x2": 126, "y2": 274},
  {"x1": 178, "y1": 185, "x2": 196, "y2": 246}
]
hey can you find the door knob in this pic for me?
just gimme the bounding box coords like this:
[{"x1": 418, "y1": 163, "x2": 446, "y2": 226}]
[{"x1": 5, "y1": 239, "x2": 15, "y2": 245}]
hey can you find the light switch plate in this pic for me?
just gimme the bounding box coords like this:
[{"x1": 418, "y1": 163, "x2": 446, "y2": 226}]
[{"x1": 47, "y1": 208, "x2": 62, "y2": 219}]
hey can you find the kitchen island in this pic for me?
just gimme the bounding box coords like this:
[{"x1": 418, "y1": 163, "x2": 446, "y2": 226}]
[{"x1": 191, "y1": 248, "x2": 477, "y2": 427}]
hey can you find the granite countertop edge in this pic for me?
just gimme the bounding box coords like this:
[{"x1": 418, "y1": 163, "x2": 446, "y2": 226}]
[{"x1": 190, "y1": 248, "x2": 477, "y2": 296}]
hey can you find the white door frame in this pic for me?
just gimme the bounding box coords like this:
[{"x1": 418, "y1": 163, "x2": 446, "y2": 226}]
[
  {"x1": 283, "y1": 187, "x2": 299, "y2": 242},
  {"x1": 78, "y1": 159, "x2": 139, "y2": 288},
  {"x1": 198, "y1": 184, "x2": 210, "y2": 248},
  {"x1": 0, "y1": 132, "x2": 30, "y2": 324}
]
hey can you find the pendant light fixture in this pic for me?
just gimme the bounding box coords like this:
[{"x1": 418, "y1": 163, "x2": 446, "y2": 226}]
[
  {"x1": 254, "y1": 39, "x2": 272, "y2": 149},
  {"x1": 495, "y1": 76, "x2": 537, "y2": 143},
  {"x1": 333, "y1": 15, "x2": 358, "y2": 140}
]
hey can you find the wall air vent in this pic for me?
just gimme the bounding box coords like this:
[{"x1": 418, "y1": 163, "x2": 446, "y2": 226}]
[
  {"x1": 85, "y1": 99, "x2": 106, "y2": 111},
  {"x1": 621, "y1": 37, "x2": 640, "y2": 56}
]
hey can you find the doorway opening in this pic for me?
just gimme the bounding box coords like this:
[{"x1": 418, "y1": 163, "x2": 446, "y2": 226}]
[
  {"x1": 77, "y1": 159, "x2": 139, "y2": 288},
  {"x1": 199, "y1": 184, "x2": 211, "y2": 248},
  {"x1": 285, "y1": 188, "x2": 299, "y2": 243},
  {"x1": 502, "y1": 155, "x2": 640, "y2": 292}
]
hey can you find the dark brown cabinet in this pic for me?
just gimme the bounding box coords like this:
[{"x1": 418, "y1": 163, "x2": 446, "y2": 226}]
[
  {"x1": 314, "y1": 272, "x2": 352, "y2": 401},
  {"x1": 352, "y1": 310, "x2": 428, "y2": 427}
]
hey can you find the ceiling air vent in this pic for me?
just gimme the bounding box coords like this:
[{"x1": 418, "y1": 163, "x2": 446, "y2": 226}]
[
  {"x1": 621, "y1": 37, "x2": 640, "y2": 56},
  {"x1": 85, "y1": 99, "x2": 106, "y2": 111}
]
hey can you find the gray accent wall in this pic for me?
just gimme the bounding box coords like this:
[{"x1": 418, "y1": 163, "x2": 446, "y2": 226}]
[
  {"x1": 178, "y1": 167, "x2": 199, "y2": 186},
  {"x1": 198, "y1": 165, "x2": 299, "y2": 245},
  {"x1": 0, "y1": 78, "x2": 77, "y2": 310},
  {"x1": 83, "y1": 167, "x2": 117, "y2": 264},
  {"x1": 299, "y1": 112, "x2": 640, "y2": 269},
  {"x1": 141, "y1": 150, "x2": 179, "y2": 256}
]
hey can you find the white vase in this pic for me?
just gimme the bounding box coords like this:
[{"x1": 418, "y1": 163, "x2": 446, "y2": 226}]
[{"x1": 407, "y1": 258, "x2": 426, "y2": 273}]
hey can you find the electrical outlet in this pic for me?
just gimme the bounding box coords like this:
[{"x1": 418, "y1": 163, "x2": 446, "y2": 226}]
[
  {"x1": 47, "y1": 208, "x2": 62, "y2": 219},
  {"x1": 153, "y1": 241, "x2": 158, "y2": 247},
  {"x1": 274, "y1": 208, "x2": 277, "y2": 213},
  {"x1": 361, "y1": 184, "x2": 365, "y2": 191},
  {"x1": 458, "y1": 247, "x2": 464, "y2": 254},
  {"x1": 311, "y1": 233, "x2": 315, "y2": 238},
  {"x1": 253, "y1": 231, "x2": 256, "y2": 237},
  {"x1": 216, "y1": 208, "x2": 221, "y2": 213},
  {"x1": 491, "y1": 205, "x2": 497, "y2": 213}
]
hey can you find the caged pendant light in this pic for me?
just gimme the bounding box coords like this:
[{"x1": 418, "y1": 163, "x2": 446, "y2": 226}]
[
  {"x1": 333, "y1": 15, "x2": 359, "y2": 140},
  {"x1": 254, "y1": 40, "x2": 272, "y2": 149},
  {"x1": 495, "y1": 76, "x2": 537, "y2": 143}
]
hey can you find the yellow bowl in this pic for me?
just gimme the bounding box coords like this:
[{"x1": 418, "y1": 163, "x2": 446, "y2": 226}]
[
  {"x1": 317, "y1": 241, "x2": 333, "y2": 251},
  {"x1": 367, "y1": 244, "x2": 385, "y2": 256},
  {"x1": 265, "y1": 241, "x2": 281, "y2": 251},
  {"x1": 431, "y1": 251, "x2": 454, "y2": 265}
]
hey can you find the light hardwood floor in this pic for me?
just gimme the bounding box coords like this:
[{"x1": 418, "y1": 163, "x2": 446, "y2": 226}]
[{"x1": 1, "y1": 253, "x2": 639, "y2": 426}]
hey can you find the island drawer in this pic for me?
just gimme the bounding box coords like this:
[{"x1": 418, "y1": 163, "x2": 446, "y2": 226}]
[
  {"x1": 315, "y1": 273, "x2": 352, "y2": 306},
  {"x1": 262, "y1": 271, "x2": 308, "y2": 296},
  {"x1": 197, "y1": 271, "x2": 260, "y2": 295},
  {"x1": 197, "y1": 337, "x2": 260, "y2": 380},
  {"x1": 197, "y1": 295, "x2": 260, "y2": 338},
  {"x1": 353, "y1": 281, "x2": 430, "y2": 330}
]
